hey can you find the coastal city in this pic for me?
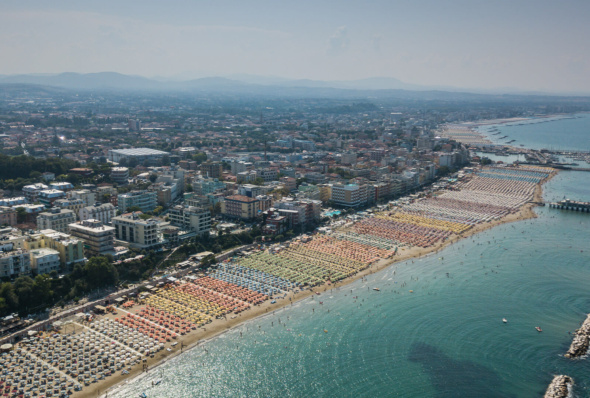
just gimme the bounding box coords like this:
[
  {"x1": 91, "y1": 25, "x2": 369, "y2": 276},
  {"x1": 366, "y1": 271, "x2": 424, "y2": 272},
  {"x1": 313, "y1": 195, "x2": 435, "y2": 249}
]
[
  {"x1": 2, "y1": 2, "x2": 590, "y2": 397},
  {"x1": 0, "y1": 86, "x2": 588, "y2": 397}
]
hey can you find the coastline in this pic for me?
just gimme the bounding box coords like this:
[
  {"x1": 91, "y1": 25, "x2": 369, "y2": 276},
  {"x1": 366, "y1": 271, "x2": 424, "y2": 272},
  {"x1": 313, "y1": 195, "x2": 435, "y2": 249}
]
[
  {"x1": 88, "y1": 171, "x2": 555, "y2": 398},
  {"x1": 443, "y1": 113, "x2": 587, "y2": 151}
]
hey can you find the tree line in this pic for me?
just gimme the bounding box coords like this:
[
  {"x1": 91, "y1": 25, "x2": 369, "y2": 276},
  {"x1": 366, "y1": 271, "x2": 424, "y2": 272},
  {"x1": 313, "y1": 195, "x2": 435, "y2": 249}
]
[
  {"x1": 0, "y1": 154, "x2": 79, "y2": 181},
  {"x1": 0, "y1": 257, "x2": 118, "y2": 317},
  {"x1": 0, "y1": 226, "x2": 264, "y2": 318}
]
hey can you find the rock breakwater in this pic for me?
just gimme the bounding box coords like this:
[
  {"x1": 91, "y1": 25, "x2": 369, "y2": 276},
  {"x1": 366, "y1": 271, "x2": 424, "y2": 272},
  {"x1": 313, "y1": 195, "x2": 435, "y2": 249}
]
[
  {"x1": 565, "y1": 314, "x2": 590, "y2": 358},
  {"x1": 543, "y1": 375, "x2": 573, "y2": 398}
]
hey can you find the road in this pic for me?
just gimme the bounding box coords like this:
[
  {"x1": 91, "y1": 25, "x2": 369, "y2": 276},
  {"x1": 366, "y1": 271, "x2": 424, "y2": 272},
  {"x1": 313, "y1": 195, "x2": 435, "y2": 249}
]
[{"x1": 0, "y1": 243, "x2": 257, "y2": 344}]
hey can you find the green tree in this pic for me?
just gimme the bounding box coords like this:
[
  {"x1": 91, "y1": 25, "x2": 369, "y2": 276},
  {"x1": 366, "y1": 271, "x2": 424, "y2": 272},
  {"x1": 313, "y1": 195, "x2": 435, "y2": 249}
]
[
  {"x1": 192, "y1": 152, "x2": 207, "y2": 164},
  {"x1": 29, "y1": 171, "x2": 42, "y2": 179},
  {"x1": 14, "y1": 276, "x2": 35, "y2": 313},
  {"x1": 15, "y1": 207, "x2": 27, "y2": 224},
  {"x1": 85, "y1": 256, "x2": 119, "y2": 289},
  {"x1": 34, "y1": 274, "x2": 53, "y2": 306},
  {"x1": 437, "y1": 166, "x2": 451, "y2": 176},
  {"x1": 0, "y1": 297, "x2": 7, "y2": 316},
  {"x1": 0, "y1": 282, "x2": 18, "y2": 315}
]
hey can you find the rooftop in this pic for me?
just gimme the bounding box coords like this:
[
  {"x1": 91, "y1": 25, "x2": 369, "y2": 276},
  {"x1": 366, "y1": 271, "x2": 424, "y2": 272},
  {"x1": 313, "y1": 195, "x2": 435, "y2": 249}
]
[
  {"x1": 110, "y1": 148, "x2": 169, "y2": 156},
  {"x1": 226, "y1": 195, "x2": 259, "y2": 203}
]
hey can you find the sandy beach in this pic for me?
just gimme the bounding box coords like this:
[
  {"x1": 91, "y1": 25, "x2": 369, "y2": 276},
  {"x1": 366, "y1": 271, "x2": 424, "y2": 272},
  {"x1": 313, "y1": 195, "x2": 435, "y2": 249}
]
[{"x1": 79, "y1": 169, "x2": 554, "y2": 398}]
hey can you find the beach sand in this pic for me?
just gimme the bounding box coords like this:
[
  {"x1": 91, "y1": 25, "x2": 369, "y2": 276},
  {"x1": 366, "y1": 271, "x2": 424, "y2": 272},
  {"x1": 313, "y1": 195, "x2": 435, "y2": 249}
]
[{"x1": 78, "y1": 172, "x2": 553, "y2": 398}]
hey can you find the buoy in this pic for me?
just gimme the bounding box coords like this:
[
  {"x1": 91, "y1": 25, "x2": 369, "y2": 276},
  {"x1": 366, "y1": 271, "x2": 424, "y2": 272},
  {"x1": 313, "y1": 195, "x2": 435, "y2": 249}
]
[{"x1": 409, "y1": 290, "x2": 414, "y2": 293}]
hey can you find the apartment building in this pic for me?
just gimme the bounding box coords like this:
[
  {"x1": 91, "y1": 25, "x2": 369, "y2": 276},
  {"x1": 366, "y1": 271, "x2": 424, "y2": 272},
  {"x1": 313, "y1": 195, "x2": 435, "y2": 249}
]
[
  {"x1": 117, "y1": 191, "x2": 157, "y2": 213},
  {"x1": 37, "y1": 189, "x2": 66, "y2": 207},
  {"x1": 222, "y1": 195, "x2": 259, "y2": 220},
  {"x1": 112, "y1": 213, "x2": 162, "y2": 249},
  {"x1": 110, "y1": 167, "x2": 130, "y2": 184},
  {"x1": 29, "y1": 248, "x2": 60, "y2": 274},
  {"x1": 22, "y1": 183, "x2": 49, "y2": 203},
  {"x1": 200, "y1": 162, "x2": 223, "y2": 179},
  {"x1": 67, "y1": 189, "x2": 96, "y2": 207},
  {"x1": 26, "y1": 230, "x2": 85, "y2": 267},
  {"x1": 54, "y1": 198, "x2": 85, "y2": 220},
  {"x1": 79, "y1": 203, "x2": 117, "y2": 224},
  {"x1": 168, "y1": 205, "x2": 211, "y2": 236},
  {"x1": 0, "y1": 207, "x2": 17, "y2": 226},
  {"x1": 331, "y1": 184, "x2": 368, "y2": 207},
  {"x1": 0, "y1": 250, "x2": 31, "y2": 278},
  {"x1": 36, "y1": 208, "x2": 77, "y2": 233},
  {"x1": 69, "y1": 219, "x2": 115, "y2": 256}
]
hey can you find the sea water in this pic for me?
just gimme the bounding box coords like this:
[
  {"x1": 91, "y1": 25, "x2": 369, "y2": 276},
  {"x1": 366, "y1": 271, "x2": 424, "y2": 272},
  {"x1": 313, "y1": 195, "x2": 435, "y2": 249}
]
[
  {"x1": 477, "y1": 113, "x2": 590, "y2": 151},
  {"x1": 110, "y1": 126, "x2": 590, "y2": 398}
]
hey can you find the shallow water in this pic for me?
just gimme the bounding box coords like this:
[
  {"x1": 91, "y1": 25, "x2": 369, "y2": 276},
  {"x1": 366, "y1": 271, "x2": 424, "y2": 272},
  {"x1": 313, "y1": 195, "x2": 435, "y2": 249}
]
[
  {"x1": 477, "y1": 113, "x2": 590, "y2": 151},
  {"x1": 110, "y1": 169, "x2": 590, "y2": 398},
  {"x1": 110, "y1": 116, "x2": 590, "y2": 398}
]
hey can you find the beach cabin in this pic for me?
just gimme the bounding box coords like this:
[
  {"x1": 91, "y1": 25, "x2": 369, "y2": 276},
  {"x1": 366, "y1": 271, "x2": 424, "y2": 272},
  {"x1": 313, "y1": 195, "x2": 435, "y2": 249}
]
[{"x1": 94, "y1": 305, "x2": 106, "y2": 314}]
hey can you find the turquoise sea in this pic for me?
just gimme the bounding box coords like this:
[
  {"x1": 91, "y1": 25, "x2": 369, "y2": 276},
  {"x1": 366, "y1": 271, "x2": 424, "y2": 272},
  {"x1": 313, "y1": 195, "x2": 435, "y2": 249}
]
[
  {"x1": 110, "y1": 117, "x2": 590, "y2": 398},
  {"x1": 477, "y1": 113, "x2": 590, "y2": 151}
]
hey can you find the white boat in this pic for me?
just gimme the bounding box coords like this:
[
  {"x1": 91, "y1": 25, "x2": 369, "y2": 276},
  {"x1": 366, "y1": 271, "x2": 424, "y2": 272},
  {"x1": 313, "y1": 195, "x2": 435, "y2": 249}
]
[{"x1": 502, "y1": 318, "x2": 507, "y2": 323}]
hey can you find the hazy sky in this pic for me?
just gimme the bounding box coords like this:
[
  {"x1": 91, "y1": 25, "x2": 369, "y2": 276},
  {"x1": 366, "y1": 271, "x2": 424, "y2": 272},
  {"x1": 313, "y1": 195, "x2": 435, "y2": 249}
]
[{"x1": 1, "y1": 0, "x2": 589, "y2": 92}]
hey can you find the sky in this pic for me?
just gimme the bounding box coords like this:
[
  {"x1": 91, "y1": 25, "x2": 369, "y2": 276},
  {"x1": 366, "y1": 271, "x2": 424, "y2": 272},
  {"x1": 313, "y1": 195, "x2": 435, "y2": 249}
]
[{"x1": 1, "y1": 0, "x2": 589, "y2": 93}]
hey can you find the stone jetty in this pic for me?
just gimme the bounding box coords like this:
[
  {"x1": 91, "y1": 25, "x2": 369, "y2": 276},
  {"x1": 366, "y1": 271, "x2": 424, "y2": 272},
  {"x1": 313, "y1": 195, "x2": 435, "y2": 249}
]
[
  {"x1": 565, "y1": 314, "x2": 590, "y2": 358},
  {"x1": 543, "y1": 375, "x2": 573, "y2": 398}
]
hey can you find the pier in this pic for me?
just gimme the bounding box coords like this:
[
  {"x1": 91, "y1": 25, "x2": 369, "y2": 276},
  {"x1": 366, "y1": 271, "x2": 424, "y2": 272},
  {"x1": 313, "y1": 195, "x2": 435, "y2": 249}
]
[{"x1": 549, "y1": 199, "x2": 590, "y2": 213}]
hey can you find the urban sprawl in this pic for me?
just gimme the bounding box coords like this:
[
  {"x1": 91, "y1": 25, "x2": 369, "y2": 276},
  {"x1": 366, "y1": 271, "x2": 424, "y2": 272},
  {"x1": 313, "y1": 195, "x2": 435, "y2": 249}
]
[{"x1": 0, "y1": 89, "x2": 587, "y2": 397}]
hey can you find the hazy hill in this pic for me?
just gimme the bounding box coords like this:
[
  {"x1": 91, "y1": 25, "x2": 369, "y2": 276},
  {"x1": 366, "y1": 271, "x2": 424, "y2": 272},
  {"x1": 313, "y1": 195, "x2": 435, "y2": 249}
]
[
  {"x1": 0, "y1": 72, "x2": 444, "y2": 92},
  {"x1": 1, "y1": 72, "x2": 589, "y2": 100}
]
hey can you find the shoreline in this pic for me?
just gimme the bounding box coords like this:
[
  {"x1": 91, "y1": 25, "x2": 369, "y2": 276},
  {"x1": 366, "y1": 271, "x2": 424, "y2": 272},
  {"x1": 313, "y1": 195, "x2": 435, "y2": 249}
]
[
  {"x1": 466, "y1": 113, "x2": 582, "y2": 128},
  {"x1": 444, "y1": 113, "x2": 588, "y2": 152},
  {"x1": 89, "y1": 170, "x2": 555, "y2": 398}
]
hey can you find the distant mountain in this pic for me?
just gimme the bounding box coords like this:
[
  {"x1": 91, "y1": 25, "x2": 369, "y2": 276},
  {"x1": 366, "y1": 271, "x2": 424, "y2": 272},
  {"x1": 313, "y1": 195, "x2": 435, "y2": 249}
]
[
  {"x1": 0, "y1": 72, "x2": 159, "y2": 90},
  {"x1": 0, "y1": 72, "x2": 431, "y2": 92},
  {"x1": 224, "y1": 74, "x2": 292, "y2": 86},
  {"x1": 182, "y1": 77, "x2": 247, "y2": 89},
  {"x1": 1, "y1": 72, "x2": 588, "y2": 97}
]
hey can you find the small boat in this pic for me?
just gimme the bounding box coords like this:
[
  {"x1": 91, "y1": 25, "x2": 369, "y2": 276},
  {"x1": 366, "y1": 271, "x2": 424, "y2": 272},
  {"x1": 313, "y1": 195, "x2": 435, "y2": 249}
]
[
  {"x1": 139, "y1": 393, "x2": 147, "y2": 398},
  {"x1": 535, "y1": 326, "x2": 542, "y2": 332},
  {"x1": 373, "y1": 288, "x2": 380, "y2": 292},
  {"x1": 323, "y1": 329, "x2": 328, "y2": 333},
  {"x1": 503, "y1": 318, "x2": 508, "y2": 323},
  {"x1": 154, "y1": 379, "x2": 162, "y2": 386}
]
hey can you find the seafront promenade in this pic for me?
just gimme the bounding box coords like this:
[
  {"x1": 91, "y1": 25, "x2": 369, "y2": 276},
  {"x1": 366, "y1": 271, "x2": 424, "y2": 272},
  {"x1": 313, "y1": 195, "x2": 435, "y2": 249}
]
[{"x1": 0, "y1": 165, "x2": 555, "y2": 398}]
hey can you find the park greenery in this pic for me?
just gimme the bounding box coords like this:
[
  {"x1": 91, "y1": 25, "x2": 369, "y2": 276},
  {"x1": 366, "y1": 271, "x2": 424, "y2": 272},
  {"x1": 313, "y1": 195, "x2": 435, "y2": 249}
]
[
  {"x1": 0, "y1": 257, "x2": 118, "y2": 317},
  {"x1": 0, "y1": 224, "x2": 269, "y2": 318}
]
